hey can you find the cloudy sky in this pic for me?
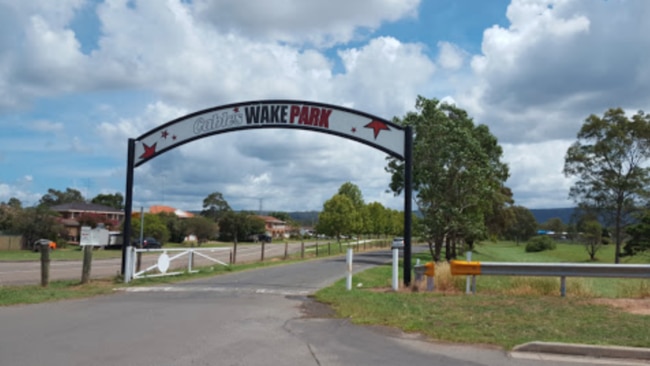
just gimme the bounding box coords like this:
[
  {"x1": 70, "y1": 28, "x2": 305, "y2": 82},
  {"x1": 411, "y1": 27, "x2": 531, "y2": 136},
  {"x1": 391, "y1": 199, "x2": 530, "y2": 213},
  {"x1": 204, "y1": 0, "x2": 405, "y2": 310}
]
[{"x1": 1, "y1": 0, "x2": 648, "y2": 213}]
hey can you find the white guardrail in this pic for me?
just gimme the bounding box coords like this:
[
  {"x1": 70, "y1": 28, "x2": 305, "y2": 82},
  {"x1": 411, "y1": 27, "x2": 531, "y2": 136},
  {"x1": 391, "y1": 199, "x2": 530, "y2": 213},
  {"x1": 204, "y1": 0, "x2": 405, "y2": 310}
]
[
  {"x1": 450, "y1": 261, "x2": 650, "y2": 297},
  {"x1": 125, "y1": 247, "x2": 231, "y2": 282}
]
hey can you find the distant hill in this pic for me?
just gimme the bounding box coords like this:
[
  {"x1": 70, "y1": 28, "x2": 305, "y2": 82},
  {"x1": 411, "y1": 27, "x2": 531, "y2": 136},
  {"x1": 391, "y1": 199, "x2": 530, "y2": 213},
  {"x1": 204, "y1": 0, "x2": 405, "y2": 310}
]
[{"x1": 529, "y1": 208, "x2": 576, "y2": 224}]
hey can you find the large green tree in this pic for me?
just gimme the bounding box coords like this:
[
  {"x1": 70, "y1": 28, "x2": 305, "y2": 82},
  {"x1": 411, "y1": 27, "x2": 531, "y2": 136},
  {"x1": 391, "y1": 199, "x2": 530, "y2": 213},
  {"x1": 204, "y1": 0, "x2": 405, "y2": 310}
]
[
  {"x1": 39, "y1": 188, "x2": 85, "y2": 207},
  {"x1": 13, "y1": 206, "x2": 65, "y2": 249},
  {"x1": 386, "y1": 96, "x2": 509, "y2": 261},
  {"x1": 129, "y1": 213, "x2": 170, "y2": 243},
  {"x1": 504, "y1": 206, "x2": 538, "y2": 244},
  {"x1": 316, "y1": 194, "x2": 357, "y2": 242},
  {"x1": 201, "y1": 192, "x2": 232, "y2": 222},
  {"x1": 218, "y1": 211, "x2": 265, "y2": 242},
  {"x1": 91, "y1": 193, "x2": 124, "y2": 209},
  {"x1": 564, "y1": 108, "x2": 650, "y2": 263},
  {"x1": 336, "y1": 182, "x2": 365, "y2": 237}
]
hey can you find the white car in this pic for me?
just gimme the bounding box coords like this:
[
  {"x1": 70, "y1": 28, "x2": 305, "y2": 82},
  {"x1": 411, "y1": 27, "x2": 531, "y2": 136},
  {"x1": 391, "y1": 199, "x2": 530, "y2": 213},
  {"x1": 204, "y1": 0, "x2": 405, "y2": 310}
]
[{"x1": 391, "y1": 237, "x2": 404, "y2": 250}]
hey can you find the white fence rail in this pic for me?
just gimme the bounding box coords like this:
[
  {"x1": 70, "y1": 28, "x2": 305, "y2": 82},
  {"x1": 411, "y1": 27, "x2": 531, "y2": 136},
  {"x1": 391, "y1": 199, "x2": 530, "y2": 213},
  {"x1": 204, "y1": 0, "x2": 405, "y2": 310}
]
[{"x1": 129, "y1": 247, "x2": 231, "y2": 281}]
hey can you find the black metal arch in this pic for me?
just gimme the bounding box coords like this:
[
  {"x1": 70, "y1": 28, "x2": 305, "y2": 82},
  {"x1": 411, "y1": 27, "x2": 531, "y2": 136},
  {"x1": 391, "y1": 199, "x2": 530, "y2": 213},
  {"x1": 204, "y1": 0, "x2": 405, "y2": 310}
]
[{"x1": 122, "y1": 100, "x2": 413, "y2": 284}]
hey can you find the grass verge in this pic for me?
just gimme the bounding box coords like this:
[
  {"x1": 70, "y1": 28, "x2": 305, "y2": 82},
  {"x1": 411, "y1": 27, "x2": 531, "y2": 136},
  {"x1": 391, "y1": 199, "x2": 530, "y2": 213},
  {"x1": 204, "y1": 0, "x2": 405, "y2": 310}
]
[{"x1": 314, "y1": 262, "x2": 650, "y2": 350}]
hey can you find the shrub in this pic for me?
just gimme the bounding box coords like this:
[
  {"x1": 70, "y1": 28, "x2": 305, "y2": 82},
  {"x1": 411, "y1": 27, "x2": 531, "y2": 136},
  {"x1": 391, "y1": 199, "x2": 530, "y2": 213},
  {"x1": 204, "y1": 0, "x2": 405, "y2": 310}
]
[{"x1": 525, "y1": 235, "x2": 557, "y2": 252}]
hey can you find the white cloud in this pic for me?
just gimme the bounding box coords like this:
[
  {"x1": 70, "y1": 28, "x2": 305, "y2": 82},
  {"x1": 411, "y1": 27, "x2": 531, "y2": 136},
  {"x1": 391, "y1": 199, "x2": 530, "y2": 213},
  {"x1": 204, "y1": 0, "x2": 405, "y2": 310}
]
[
  {"x1": 29, "y1": 120, "x2": 64, "y2": 132},
  {"x1": 459, "y1": 0, "x2": 650, "y2": 144},
  {"x1": 191, "y1": 0, "x2": 420, "y2": 46},
  {"x1": 437, "y1": 41, "x2": 465, "y2": 70},
  {"x1": 503, "y1": 139, "x2": 575, "y2": 208}
]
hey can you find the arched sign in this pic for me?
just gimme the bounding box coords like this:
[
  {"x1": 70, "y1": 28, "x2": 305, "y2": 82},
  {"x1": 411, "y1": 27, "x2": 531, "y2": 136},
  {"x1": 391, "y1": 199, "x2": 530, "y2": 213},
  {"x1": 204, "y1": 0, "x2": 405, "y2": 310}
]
[{"x1": 122, "y1": 100, "x2": 413, "y2": 284}]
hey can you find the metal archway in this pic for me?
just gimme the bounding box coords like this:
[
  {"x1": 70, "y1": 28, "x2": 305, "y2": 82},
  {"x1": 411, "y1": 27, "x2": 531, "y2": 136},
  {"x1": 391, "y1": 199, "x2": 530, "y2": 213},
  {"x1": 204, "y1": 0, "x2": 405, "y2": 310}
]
[{"x1": 122, "y1": 100, "x2": 413, "y2": 284}]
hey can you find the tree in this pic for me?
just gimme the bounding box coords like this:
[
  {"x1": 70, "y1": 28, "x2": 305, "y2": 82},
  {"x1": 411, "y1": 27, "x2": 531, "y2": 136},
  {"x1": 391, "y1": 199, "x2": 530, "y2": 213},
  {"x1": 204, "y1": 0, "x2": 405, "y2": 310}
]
[
  {"x1": 581, "y1": 220, "x2": 603, "y2": 261},
  {"x1": 156, "y1": 212, "x2": 186, "y2": 243},
  {"x1": 316, "y1": 194, "x2": 357, "y2": 242},
  {"x1": 218, "y1": 212, "x2": 265, "y2": 242},
  {"x1": 337, "y1": 182, "x2": 364, "y2": 209},
  {"x1": 541, "y1": 217, "x2": 565, "y2": 234},
  {"x1": 185, "y1": 216, "x2": 218, "y2": 243},
  {"x1": 336, "y1": 182, "x2": 364, "y2": 237},
  {"x1": 39, "y1": 188, "x2": 85, "y2": 207},
  {"x1": 365, "y1": 202, "x2": 387, "y2": 238},
  {"x1": 564, "y1": 108, "x2": 650, "y2": 263},
  {"x1": 504, "y1": 206, "x2": 538, "y2": 245},
  {"x1": 91, "y1": 193, "x2": 124, "y2": 209},
  {"x1": 129, "y1": 213, "x2": 170, "y2": 243},
  {"x1": 386, "y1": 96, "x2": 509, "y2": 261},
  {"x1": 13, "y1": 206, "x2": 65, "y2": 249},
  {"x1": 484, "y1": 186, "x2": 515, "y2": 240},
  {"x1": 0, "y1": 199, "x2": 22, "y2": 232},
  {"x1": 623, "y1": 211, "x2": 650, "y2": 256},
  {"x1": 201, "y1": 192, "x2": 232, "y2": 222}
]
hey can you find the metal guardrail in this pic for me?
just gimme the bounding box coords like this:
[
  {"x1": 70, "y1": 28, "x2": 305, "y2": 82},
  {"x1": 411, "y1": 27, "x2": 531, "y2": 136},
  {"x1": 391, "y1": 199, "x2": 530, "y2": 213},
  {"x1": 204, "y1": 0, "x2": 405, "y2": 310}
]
[{"x1": 450, "y1": 260, "x2": 650, "y2": 296}]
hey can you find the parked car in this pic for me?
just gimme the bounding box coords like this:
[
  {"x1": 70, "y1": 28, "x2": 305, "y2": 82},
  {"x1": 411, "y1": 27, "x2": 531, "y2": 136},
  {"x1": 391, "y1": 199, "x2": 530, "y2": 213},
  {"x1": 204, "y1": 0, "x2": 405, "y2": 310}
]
[
  {"x1": 132, "y1": 237, "x2": 162, "y2": 249},
  {"x1": 258, "y1": 234, "x2": 272, "y2": 243},
  {"x1": 391, "y1": 237, "x2": 404, "y2": 250}
]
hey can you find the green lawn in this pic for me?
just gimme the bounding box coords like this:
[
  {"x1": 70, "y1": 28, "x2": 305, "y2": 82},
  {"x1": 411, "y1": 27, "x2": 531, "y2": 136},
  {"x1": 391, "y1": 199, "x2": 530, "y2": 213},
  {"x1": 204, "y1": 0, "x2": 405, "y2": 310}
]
[
  {"x1": 315, "y1": 240, "x2": 650, "y2": 350},
  {"x1": 0, "y1": 247, "x2": 124, "y2": 261}
]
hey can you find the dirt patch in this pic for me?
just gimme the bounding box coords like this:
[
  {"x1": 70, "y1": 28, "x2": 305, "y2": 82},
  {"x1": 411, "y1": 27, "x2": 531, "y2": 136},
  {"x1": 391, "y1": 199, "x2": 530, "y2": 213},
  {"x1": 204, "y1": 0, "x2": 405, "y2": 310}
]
[{"x1": 591, "y1": 298, "x2": 650, "y2": 315}]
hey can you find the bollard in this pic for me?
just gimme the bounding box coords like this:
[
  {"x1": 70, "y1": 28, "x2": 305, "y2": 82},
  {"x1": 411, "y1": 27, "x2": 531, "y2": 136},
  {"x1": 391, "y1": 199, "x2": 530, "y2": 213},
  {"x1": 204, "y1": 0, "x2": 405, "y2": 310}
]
[
  {"x1": 392, "y1": 248, "x2": 400, "y2": 291},
  {"x1": 346, "y1": 248, "x2": 353, "y2": 291}
]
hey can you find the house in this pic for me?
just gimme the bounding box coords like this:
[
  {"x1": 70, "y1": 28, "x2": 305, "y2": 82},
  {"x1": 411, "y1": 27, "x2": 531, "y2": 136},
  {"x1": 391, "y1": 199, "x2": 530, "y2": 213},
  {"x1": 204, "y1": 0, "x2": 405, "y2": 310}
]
[
  {"x1": 51, "y1": 202, "x2": 124, "y2": 243},
  {"x1": 257, "y1": 215, "x2": 287, "y2": 238},
  {"x1": 149, "y1": 205, "x2": 194, "y2": 218}
]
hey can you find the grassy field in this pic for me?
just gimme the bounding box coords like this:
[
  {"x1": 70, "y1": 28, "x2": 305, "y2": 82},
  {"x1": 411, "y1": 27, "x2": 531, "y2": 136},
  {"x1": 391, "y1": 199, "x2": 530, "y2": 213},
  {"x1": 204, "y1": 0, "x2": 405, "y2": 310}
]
[{"x1": 315, "y1": 240, "x2": 650, "y2": 350}]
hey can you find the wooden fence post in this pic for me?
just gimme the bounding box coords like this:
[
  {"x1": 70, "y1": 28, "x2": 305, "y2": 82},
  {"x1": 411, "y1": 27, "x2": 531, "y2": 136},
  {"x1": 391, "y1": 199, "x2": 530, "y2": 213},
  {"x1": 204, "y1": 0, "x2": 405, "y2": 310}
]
[{"x1": 81, "y1": 245, "x2": 93, "y2": 284}]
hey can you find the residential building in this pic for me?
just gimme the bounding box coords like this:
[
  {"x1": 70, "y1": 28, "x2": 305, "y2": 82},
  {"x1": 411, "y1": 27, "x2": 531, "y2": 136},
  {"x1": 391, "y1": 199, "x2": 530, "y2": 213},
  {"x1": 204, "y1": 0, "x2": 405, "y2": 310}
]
[{"x1": 51, "y1": 202, "x2": 124, "y2": 243}]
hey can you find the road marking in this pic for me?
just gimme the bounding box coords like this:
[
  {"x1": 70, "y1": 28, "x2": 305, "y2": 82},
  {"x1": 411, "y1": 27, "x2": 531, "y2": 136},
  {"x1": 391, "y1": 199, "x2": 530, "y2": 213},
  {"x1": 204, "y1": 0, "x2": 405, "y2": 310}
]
[{"x1": 116, "y1": 286, "x2": 312, "y2": 296}]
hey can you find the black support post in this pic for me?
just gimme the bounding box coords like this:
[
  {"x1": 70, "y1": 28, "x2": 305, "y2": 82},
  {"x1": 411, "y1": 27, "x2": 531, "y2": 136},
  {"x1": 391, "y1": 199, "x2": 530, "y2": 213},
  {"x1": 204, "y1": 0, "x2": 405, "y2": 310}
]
[
  {"x1": 403, "y1": 126, "x2": 413, "y2": 286},
  {"x1": 121, "y1": 138, "x2": 135, "y2": 275}
]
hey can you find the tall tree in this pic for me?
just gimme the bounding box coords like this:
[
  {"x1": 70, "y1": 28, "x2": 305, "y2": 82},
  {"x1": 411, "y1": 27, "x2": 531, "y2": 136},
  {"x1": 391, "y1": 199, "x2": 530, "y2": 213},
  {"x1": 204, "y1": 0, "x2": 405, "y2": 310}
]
[
  {"x1": 39, "y1": 188, "x2": 85, "y2": 207},
  {"x1": 13, "y1": 206, "x2": 65, "y2": 249},
  {"x1": 185, "y1": 216, "x2": 218, "y2": 243},
  {"x1": 564, "y1": 108, "x2": 650, "y2": 263},
  {"x1": 316, "y1": 194, "x2": 357, "y2": 242},
  {"x1": 201, "y1": 192, "x2": 232, "y2": 222},
  {"x1": 541, "y1": 217, "x2": 565, "y2": 234},
  {"x1": 623, "y1": 211, "x2": 650, "y2": 256},
  {"x1": 218, "y1": 211, "x2": 264, "y2": 242},
  {"x1": 504, "y1": 206, "x2": 538, "y2": 245},
  {"x1": 336, "y1": 182, "x2": 364, "y2": 236},
  {"x1": 337, "y1": 182, "x2": 364, "y2": 209},
  {"x1": 386, "y1": 96, "x2": 509, "y2": 261},
  {"x1": 91, "y1": 193, "x2": 124, "y2": 209},
  {"x1": 581, "y1": 220, "x2": 603, "y2": 261},
  {"x1": 129, "y1": 213, "x2": 170, "y2": 243},
  {"x1": 365, "y1": 202, "x2": 387, "y2": 238}
]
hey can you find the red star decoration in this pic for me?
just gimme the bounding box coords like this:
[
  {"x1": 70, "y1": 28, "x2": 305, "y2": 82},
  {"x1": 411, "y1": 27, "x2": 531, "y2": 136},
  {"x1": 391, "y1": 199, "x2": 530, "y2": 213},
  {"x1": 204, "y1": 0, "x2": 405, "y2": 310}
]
[
  {"x1": 161, "y1": 130, "x2": 169, "y2": 139},
  {"x1": 139, "y1": 142, "x2": 157, "y2": 160},
  {"x1": 351, "y1": 127, "x2": 357, "y2": 133},
  {"x1": 364, "y1": 120, "x2": 391, "y2": 139},
  {"x1": 233, "y1": 107, "x2": 239, "y2": 113}
]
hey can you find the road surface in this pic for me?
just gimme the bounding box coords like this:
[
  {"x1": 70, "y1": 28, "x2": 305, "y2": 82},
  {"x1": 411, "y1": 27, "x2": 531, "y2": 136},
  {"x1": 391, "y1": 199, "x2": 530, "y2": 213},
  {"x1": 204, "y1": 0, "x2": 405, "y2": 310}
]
[{"x1": 0, "y1": 250, "x2": 590, "y2": 366}]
